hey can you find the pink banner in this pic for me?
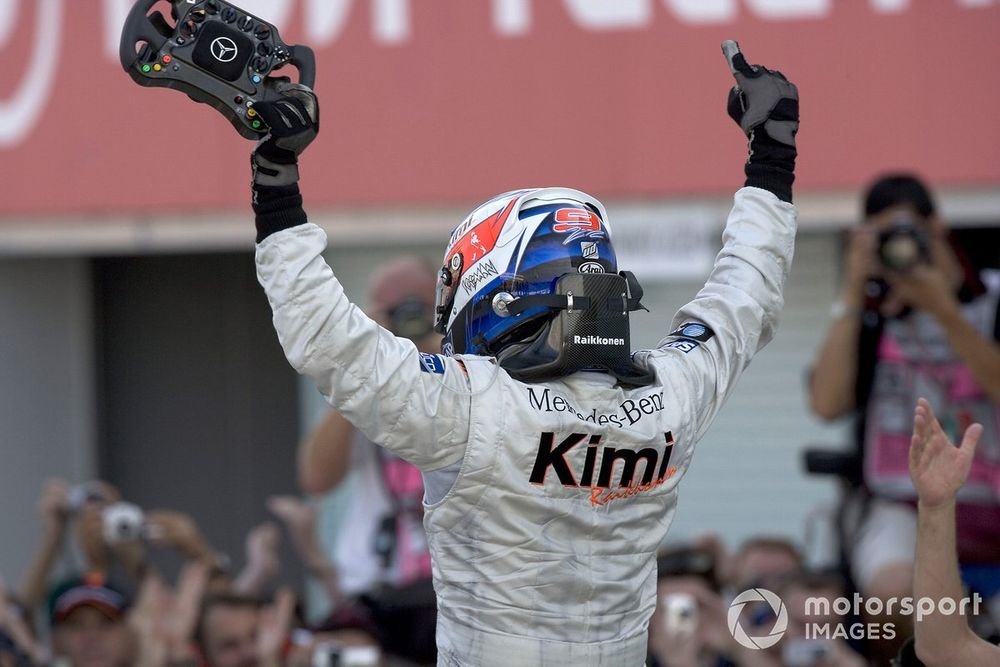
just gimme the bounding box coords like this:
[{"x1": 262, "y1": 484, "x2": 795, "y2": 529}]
[{"x1": 0, "y1": 1, "x2": 998, "y2": 218}]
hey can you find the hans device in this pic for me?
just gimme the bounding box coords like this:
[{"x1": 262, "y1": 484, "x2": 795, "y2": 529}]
[{"x1": 120, "y1": 0, "x2": 316, "y2": 138}]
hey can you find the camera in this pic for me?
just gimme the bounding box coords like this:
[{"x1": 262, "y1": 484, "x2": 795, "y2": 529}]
[
  {"x1": 101, "y1": 502, "x2": 146, "y2": 544},
  {"x1": 656, "y1": 546, "x2": 716, "y2": 583},
  {"x1": 661, "y1": 592, "x2": 698, "y2": 637},
  {"x1": 783, "y1": 638, "x2": 833, "y2": 666},
  {"x1": 387, "y1": 297, "x2": 434, "y2": 341},
  {"x1": 311, "y1": 642, "x2": 380, "y2": 667},
  {"x1": 877, "y1": 213, "x2": 930, "y2": 272}
]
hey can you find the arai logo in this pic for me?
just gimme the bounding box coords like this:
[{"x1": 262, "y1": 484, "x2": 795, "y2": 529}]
[{"x1": 578, "y1": 262, "x2": 604, "y2": 274}]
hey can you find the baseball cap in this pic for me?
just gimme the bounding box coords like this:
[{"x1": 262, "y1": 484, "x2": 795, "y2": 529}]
[{"x1": 48, "y1": 575, "x2": 129, "y2": 625}]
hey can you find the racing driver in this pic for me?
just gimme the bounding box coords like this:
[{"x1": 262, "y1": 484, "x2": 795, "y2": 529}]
[{"x1": 248, "y1": 42, "x2": 799, "y2": 666}]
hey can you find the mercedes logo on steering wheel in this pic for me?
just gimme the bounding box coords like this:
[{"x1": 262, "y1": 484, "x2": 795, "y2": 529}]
[{"x1": 210, "y1": 37, "x2": 239, "y2": 63}]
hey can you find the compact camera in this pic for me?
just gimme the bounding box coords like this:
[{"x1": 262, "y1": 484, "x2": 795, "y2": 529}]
[
  {"x1": 661, "y1": 592, "x2": 698, "y2": 638},
  {"x1": 311, "y1": 642, "x2": 380, "y2": 667},
  {"x1": 877, "y1": 213, "x2": 930, "y2": 272},
  {"x1": 782, "y1": 638, "x2": 833, "y2": 666},
  {"x1": 101, "y1": 502, "x2": 147, "y2": 544}
]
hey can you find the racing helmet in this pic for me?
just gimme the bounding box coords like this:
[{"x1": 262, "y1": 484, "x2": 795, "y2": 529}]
[{"x1": 434, "y1": 187, "x2": 653, "y2": 385}]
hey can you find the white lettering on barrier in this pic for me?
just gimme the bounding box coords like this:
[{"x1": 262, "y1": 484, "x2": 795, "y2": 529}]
[
  {"x1": 743, "y1": 0, "x2": 829, "y2": 19},
  {"x1": 306, "y1": 0, "x2": 409, "y2": 45},
  {"x1": 563, "y1": 0, "x2": 652, "y2": 30},
  {"x1": 493, "y1": 0, "x2": 530, "y2": 36},
  {"x1": 0, "y1": 0, "x2": 18, "y2": 47},
  {"x1": 0, "y1": 0, "x2": 63, "y2": 148},
  {"x1": 104, "y1": 0, "x2": 128, "y2": 57},
  {"x1": 0, "y1": 0, "x2": 993, "y2": 149},
  {"x1": 665, "y1": 0, "x2": 736, "y2": 24},
  {"x1": 233, "y1": 0, "x2": 294, "y2": 30},
  {"x1": 870, "y1": 0, "x2": 909, "y2": 12}
]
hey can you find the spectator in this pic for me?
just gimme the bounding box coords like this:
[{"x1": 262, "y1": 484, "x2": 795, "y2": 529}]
[
  {"x1": 722, "y1": 539, "x2": 815, "y2": 667},
  {"x1": 647, "y1": 541, "x2": 856, "y2": 667},
  {"x1": 729, "y1": 537, "x2": 802, "y2": 594},
  {"x1": 297, "y1": 256, "x2": 439, "y2": 664},
  {"x1": 808, "y1": 173, "x2": 1000, "y2": 659},
  {"x1": 777, "y1": 570, "x2": 866, "y2": 667},
  {"x1": 196, "y1": 594, "x2": 261, "y2": 667},
  {"x1": 265, "y1": 496, "x2": 346, "y2": 613},
  {"x1": 47, "y1": 575, "x2": 133, "y2": 667},
  {"x1": 144, "y1": 509, "x2": 231, "y2": 582},
  {"x1": 195, "y1": 590, "x2": 295, "y2": 667},
  {"x1": 909, "y1": 398, "x2": 1000, "y2": 666},
  {"x1": 127, "y1": 563, "x2": 210, "y2": 667},
  {"x1": 231, "y1": 522, "x2": 283, "y2": 598},
  {"x1": 647, "y1": 542, "x2": 733, "y2": 667},
  {"x1": 18, "y1": 479, "x2": 120, "y2": 611}
]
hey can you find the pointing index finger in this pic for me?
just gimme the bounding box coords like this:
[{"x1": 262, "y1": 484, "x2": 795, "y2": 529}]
[{"x1": 721, "y1": 40, "x2": 742, "y2": 76}]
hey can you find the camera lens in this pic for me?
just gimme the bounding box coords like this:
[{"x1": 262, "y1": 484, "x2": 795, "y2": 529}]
[
  {"x1": 880, "y1": 234, "x2": 921, "y2": 272},
  {"x1": 877, "y1": 215, "x2": 928, "y2": 272}
]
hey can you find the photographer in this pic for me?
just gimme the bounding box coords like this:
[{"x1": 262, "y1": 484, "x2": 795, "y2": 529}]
[
  {"x1": 808, "y1": 174, "x2": 1000, "y2": 658},
  {"x1": 18, "y1": 479, "x2": 120, "y2": 611},
  {"x1": 647, "y1": 541, "x2": 732, "y2": 667},
  {"x1": 776, "y1": 571, "x2": 866, "y2": 667}
]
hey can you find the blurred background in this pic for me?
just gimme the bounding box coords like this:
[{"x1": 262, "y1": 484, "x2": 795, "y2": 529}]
[{"x1": 1, "y1": 0, "x2": 998, "y2": 630}]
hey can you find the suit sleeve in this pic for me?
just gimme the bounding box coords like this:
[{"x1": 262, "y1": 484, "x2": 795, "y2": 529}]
[
  {"x1": 645, "y1": 186, "x2": 797, "y2": 440},
  {"x1": 255, "y1": 222, "x2": 471, "y2": 471}
]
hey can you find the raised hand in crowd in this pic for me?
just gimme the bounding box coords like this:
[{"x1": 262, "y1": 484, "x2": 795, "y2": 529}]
[
  {"x1": 648, "y1": 576, "x2": 723, "y2": 667},
  {"x1": 267, "y1": 496, "x2": 345, "y2": 607},
  {"x1": 0, "y1": 576, "x2": 45, "y2": 666},
  {"x1": 145, "y1": 510, "x2": 223, "y2": 573},
  {"x1": 909, "y1": 398, "x2": 981, "y2": 509},
  {"x1": 909, "y1": 398, "x2": 999, "y2": 666},
  {"x1": 18, "y1": 478, "x2": 73, "y2": 611},
  {"x1": 76, "y1": 502, "x2": 113, "y2": 578},
  {"x1": 231, "y1": 522, "x2": 282, "y2": 598},
  {"x1": 129, "y1": 562, "x2": 210, "y2": 667},
  {"x1": 75, "y1": 495, "x2": 150, "y2": 583},
  {"x1": 19, "y1": 479, "x2": 122, "y2": 608},
  {"x1": 255, "y1": 588, "x2": 296, "y2": 667}
]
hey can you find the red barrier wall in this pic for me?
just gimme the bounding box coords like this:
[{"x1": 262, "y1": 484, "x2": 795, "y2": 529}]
[{"x1": 0, "y1": 0, "x2": 997, "y2": 218}]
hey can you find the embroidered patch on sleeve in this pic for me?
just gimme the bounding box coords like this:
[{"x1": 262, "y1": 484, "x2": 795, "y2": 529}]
[
  {"x1": 668, "y1": 322, "x2": 715, "y2": 343},
  {"x1": 665, "y1": 339, "x2": 700, "y2": 353},
  {"x1": 419, "y1": 353, "x2": 446, "y2": 374}
]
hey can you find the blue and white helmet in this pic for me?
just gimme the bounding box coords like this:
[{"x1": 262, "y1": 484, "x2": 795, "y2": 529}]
[{"x1": 434, "y1": 188, "x2": 651, "y2": 384}]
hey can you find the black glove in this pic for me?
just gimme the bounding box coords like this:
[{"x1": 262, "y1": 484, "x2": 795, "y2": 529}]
[
  {"x1": 250, "y1": 82, "x2": 319, "y2": 243},
  {"x1": 722, "y1": 40, "x2": 799, "y2": 203},
  {"x1": 251, "y1": 81, "x2": 320, "y2": 185}
]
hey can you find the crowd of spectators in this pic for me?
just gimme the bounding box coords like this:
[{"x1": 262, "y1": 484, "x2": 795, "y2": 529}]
[
  {"x1": 0, "y1": 478, "x2": 387, "y2": 667},
  {"x1": 3, "y1": 465, "x2": 993, "y2": 667}
]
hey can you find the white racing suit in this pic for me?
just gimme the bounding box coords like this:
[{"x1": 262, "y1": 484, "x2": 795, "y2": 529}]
[{"x1": 255, "y1": 187, "x2": 796, "y2": 666}]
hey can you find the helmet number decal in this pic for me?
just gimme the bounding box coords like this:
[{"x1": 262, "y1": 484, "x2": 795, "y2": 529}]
[{"x1": 553, "y1": 208, "x2": 606, "y2": 245}]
